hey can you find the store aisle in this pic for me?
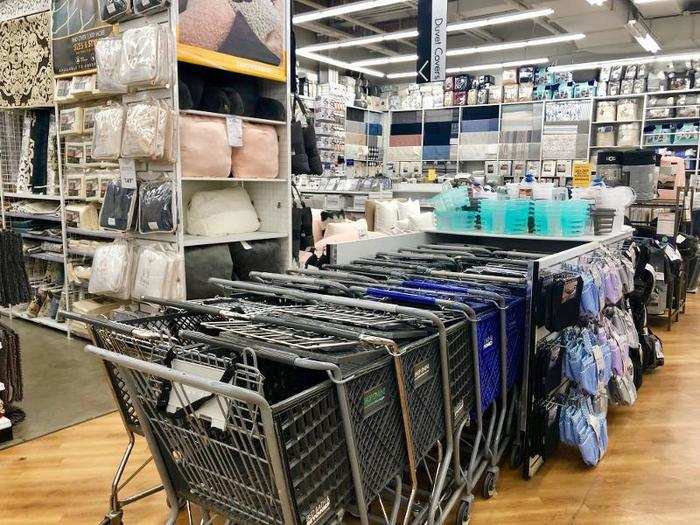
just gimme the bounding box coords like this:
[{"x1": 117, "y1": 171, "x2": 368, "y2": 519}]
[
  {"x1": 0, "y1": 299, "x2": 697, "y2": 524},
  {"x1": 0, "y1": 319, "x2": 114, "y2": 450}
]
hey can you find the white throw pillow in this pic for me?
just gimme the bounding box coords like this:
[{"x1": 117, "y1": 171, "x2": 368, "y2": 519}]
[
  {"x1": 374, "y1": 200, "x2": 399, "y2": 233},
  {"x1": 324, "y1": 218, "x2": 368, "y2": 238},
  {"x1": 395, "y1": 218, "x2": 413, "y2": 232},
  {"x1": 408, "y1": 212, "x2": 435, "y2": 231},
  {"x1": 186, "y1": 187, "x2": 260, "y2": 236},
  {"x1": 398, "y1": 199, "x2": 421, "y2": 220}
]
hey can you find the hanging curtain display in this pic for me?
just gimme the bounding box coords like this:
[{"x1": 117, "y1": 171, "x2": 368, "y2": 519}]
[
  {"x1": 0, "y1": 230, "x2": 32, "y2": 307},
  {"x1": 0, "y1": 322, "x2": 22, "y2": 405},
  {"x1": 0, "y1": 10, "x2": 54, "y2": 108}
]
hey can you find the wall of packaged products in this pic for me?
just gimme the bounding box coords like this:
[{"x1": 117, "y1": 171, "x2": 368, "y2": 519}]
[{"x1": 0, "y1": 0, "x2": 292, "y2": 336}]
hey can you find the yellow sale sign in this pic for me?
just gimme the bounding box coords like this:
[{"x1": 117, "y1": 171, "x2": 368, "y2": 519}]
[{"x1": 573, "y1": 162, "x2": 592, "y2": 188}]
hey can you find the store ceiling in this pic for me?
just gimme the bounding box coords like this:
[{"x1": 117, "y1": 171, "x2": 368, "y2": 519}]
[{"x1": 293, "y1": 0, "x2": 700, "y2": 81}]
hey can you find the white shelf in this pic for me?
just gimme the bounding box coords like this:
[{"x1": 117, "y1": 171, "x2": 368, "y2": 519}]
[
  {"x1": 393, "y1": 183, "x2": 444, "y2": 194},
  {"x1": 180, "y1": 109, "x2": 286, "y2": 127},
  {"x1": 181, "y1": 177, "x2": 288, "y2": 182},
  {"x1": 345, "y1": 207, "x2": 366, "y2": 213},
  {"x1": 647, "y1": 88, "x2": 700, "y2": 97},
  {"x1": 645, "y1": 143, "x2": 697, "y2": 148},
  {"x1": 426, "y1": 228, "x2": 629, "y2": 242},
  {"x1": 3, "y1": 193, "x2": 62, "y2": 201},
  {"x1": 66, "y1": 227, "x2": 121, "y2": 239},
  {"x1": 299, "y1": 188, "x2": 388, "y2": 195},
  {"x1": 4, "y1": 211, "x2": 61, "y2": 222},
  {"x1": 0, "y1": 308, "x2": 68, "y2": 332},
  {"x1": 20, "y1": 232, "x2": 62, "y2": 243},
  {"x1": 596, "y1": 93, "x2": 646, "y2": 101},
  {"x1": 645, "y1": 116, "x2": 700, "y2": 122},
  {"x1": 183, "y1": 231, "x2": 287, "y2": 247},
  {"x1": 591, "y1": 120, "x2": 642, "y2": 125},
  {"x1": 25, "y1": 252, "x2": 64, "y2": 263},
  {"x1": 590, "y1": 145, "x2": 637, "y2": 149}
]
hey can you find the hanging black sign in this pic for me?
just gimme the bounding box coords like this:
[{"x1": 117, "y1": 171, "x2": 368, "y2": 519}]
[{"x1": 416, "y1": 0, "x2": 447, "y2": 83}]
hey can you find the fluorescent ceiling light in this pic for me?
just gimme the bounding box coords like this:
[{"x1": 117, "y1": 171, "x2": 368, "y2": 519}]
[
  {"x1": 627, "y1": 19, "x2": 661, "y2": 53},
  {"x1": 448, "y1": 33, "x2": 585, "y2": 57},
  {"x1": 585, "y1": 0, "x2": 606, "y2": 5},
  {"x1": 386, "y1": 57, "x2": 549, "y2": 79},
  {"x1": 296, "y1": 50, "x2": 386, "y2": 77},
  {"x1": 352, "y1": 33, "x2": 584, "y2": 67},
  {"x1": 446, "y1": 8, "x2": 554, "y2": 32},
  {"x1": 299, "y1": 30, "x2": 419, "y2": 53},
  {"x1": 633, "y1": 0, "x2": 672, "y2": 4},
  {"x1": 386, "y1": 71, "x2": 421, "y2": 79},
  {"x1": 293, "y1": 0, "x2": 405, "y2": 24},
  {"x1": 297, "y1": 7, "x2": 554, "y2": 51},
  {"x1": 549, "y1": 51, "x2": 700, "y2": 72},
  {"x1": 446, "y1": 57, "x2": 550, "y2": 74}
]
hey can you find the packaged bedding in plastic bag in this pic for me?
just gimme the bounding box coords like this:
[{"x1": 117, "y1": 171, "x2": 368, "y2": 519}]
[
  {"x1": 88, "y1": 240, "x2": 135, "y2": 299},
  {"x1": 138, "y1": 180, "x2": 176, "y2": 233},
  {"x1": 92, "y1": 103, "x2": 125, "y2": 160},
  {"x1": 132, "y1": 242, "x2": 183, "y2": 300}
]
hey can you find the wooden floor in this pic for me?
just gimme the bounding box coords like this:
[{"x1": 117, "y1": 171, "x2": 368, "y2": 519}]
[{"x1": 1, "y1": 298, "x2": 698, "y2": 524}]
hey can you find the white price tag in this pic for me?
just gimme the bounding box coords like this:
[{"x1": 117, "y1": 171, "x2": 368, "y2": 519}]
[
  {"x1": 239, "y1": 241, "x2": 252, "y2": 250},
  {"x1": 119, "y1": 158, "x2": 137, "y2": 189},
  {"x1": 226, "y1": 116, "x2": 243, "y2": 147}
]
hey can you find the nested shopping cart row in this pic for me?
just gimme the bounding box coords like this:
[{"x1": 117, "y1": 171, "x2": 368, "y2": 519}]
[{"x1": 69, "y1": 243, "x2": 534, "y2": 525}]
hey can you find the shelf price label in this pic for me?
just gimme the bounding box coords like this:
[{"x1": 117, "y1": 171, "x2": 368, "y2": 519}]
[
  {"x1": 226, "y1": 116, "x2": 243, "y2": 147},
  {"x1": 572, "y1": 162, "x2": 592, "y2": 188},
  {"x1": 119, "y1": 158, "x2": 137, "y2": 189}
]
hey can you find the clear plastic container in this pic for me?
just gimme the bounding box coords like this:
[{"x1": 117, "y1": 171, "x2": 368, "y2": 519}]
[{"x1": 479, "y1": 199, "x2": 507, "y2": 233}]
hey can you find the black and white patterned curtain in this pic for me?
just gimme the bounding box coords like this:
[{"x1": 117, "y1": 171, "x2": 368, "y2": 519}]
[{"x1": 0, "y1": 7, "x2": 54, "y2": 108}]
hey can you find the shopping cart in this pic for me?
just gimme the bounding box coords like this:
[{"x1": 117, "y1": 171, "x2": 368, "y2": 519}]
[
  {"x1": 73, "y1": 302, "x2": 411, "y2": 525},
  {"x1": 62, "y1": 303, "x2": 246, "y2": 525},
  {"x1": 202, "y1": 279, "x2": 472, "y2": 525},
  {"x1": 84, "y1": 342, "x2": 354, "y2": 525},
  {"x1": 230, "y1": 275, "x2": 493, "y2": 522}
]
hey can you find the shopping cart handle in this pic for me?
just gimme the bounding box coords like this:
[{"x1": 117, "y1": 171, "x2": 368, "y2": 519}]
[
  {"x1": 138, "y1": 296, "x2": 243, "y2": 318},
  {"x1": 364, "y1": 287, "x2": 438, "y2": 306},
  {"x1": 59, "y1": 310, "x2": 163, "y2": 339}
]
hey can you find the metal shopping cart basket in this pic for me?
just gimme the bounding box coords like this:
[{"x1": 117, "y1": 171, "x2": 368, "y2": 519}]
[
  {"x1": 199, "y1": 279, "x2": 471, "y2": 525},
  {"x1": 84, "y1": 340, "x2": 355, "y2": 525},
  {"x1": 62, "y1": 302, "x2": 248, "y2": 525},
  {"x1": 229, "y1": 275, "x2": 488, "y2": 523}
]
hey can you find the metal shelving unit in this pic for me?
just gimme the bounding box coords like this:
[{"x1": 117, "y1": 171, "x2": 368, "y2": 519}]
[{"x1": 1, "y1": 0, "x2": 293, "y2": 336}]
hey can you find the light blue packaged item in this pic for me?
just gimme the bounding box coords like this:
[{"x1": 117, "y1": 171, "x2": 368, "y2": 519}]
[
  {"x1": 479, "y1": 199, "x2": 507, "y2": 233},
  {"x1": 431, "y1": 186, "x2": 469, "y2": 211}
]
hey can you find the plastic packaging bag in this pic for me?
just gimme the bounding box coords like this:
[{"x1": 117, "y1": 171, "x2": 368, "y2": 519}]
[
  {"x1": 132, "y1": 242, "x2": 181, "y2": 299},
  {"x1": 95, "y1": 36, "x2": 127, "y2": 93},
  {"x1": 119, "y1": 25, "x2": 171, "y2": 88},
  {"x1": 121, "y1": 101, "x2": 161, "y2": 158},
  {"x1": 138, "y1": 180, "x2": 176, "y2": 233},
  {"x1": 133, "y1": 0, "x2": 170, "y2": 16},
  {"x1": 88, "y1": 240, "x2": 134, "y2": 299},
  {"x1": 98, "y1": 0, "x2": 133, "y2": 23},
  {"x1": 99, "y1": 180, "x2": 137, "y2": 231},
  {"x1": 92, "y1": 103, "x2": 125, "y2": 160}
]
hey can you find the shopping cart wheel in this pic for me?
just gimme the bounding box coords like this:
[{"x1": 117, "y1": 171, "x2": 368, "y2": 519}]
[
  {"x1": 455, "y1": 496, "x2": 473, "y2": 525},
  {"x1": 99, "y1": 511, "x2": 123, "y2": 525},
  {"x1": 481, "y1": 468, "x2": 499, "y2": 499},
  {"x1": 509, "y1": 442, "x2": 523, "y2": 469}
]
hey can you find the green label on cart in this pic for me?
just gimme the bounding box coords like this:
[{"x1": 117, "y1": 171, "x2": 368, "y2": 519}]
[
  {"x1": 413, "y1": 359, "x2": 433, "y2": 388},
  {"x1": 363, "y1": 385, "x2": 387, "y2": 419}
]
